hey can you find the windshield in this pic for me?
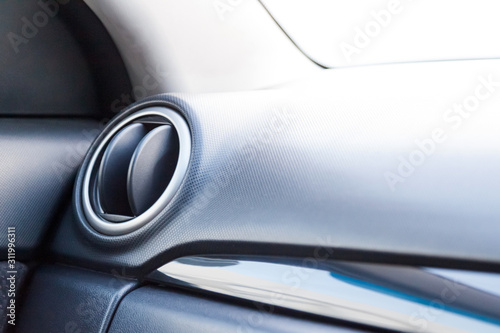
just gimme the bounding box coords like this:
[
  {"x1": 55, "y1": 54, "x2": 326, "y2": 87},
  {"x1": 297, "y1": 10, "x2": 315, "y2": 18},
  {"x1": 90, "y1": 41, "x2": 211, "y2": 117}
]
[{"x1": 261, "y1": 0, "x2": 500, "y2": 68}]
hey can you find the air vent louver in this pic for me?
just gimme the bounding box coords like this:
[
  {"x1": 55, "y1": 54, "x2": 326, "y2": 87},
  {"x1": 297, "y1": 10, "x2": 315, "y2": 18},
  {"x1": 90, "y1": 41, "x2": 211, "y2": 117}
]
[{"x1": 81, "y1": 107, "x2": 191, "y2": 235}]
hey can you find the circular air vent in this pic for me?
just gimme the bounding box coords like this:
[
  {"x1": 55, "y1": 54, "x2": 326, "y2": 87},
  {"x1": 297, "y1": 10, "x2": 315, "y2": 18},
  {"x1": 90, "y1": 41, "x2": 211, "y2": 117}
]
[{"x1": 82, "y1": 107, "x2": 191, "y2": 235}]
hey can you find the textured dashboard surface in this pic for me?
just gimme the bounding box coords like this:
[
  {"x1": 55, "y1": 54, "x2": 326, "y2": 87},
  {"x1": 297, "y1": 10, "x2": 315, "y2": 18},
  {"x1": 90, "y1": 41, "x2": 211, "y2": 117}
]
[
  {"x1": 53, "y1": 59, "x2": 500, "y2": 276},
  {"x1": 0, "y1": 119, "x2": 100, "y2": 260}
]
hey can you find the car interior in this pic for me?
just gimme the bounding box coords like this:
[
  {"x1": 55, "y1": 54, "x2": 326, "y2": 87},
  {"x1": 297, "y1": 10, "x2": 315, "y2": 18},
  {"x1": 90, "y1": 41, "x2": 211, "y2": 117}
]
[{"x1": 1, "y1": 0, "x2": 500, "y2": 332}]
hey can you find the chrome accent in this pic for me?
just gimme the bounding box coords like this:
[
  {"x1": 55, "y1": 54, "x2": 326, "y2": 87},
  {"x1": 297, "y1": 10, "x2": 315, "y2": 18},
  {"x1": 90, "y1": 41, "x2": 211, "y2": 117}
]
[
  {"x1": 82, "y1": 107, "x2": 191, "y2": 235},
  {"x1": 150, "y1": 257, "x2": 500, "y2": 333}
]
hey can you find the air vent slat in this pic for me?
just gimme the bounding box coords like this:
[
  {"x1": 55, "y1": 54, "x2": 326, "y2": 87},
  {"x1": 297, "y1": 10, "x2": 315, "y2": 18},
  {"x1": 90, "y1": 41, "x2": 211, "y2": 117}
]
[
  {"x1": 127, "y1": 124, "x2": 180, "y2": 216},
  {"x1": 82, "y1": 107, "x2": 191, "y2": 235},
  {"x1": 98, "y1": 123, "x2": 148, "y2": 216}
]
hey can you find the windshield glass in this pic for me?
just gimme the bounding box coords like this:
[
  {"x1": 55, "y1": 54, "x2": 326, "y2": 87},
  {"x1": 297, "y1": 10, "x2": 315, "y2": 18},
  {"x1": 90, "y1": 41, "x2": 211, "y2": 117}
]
[{"x1": 261, "y1": 0, "x2": 500, "y2": 68}]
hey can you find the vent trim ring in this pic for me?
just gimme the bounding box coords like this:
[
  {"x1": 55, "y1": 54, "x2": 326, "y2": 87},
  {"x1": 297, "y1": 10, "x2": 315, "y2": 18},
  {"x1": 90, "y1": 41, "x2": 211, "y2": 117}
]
[{"x1": 82, "y1": 106, "x2": 191, "y2": 235}]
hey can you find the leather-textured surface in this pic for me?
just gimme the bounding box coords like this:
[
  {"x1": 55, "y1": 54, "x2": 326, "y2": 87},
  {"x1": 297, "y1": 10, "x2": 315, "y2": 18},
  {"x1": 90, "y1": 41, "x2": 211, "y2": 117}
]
[
  {"x1": 0, "y1": 262, "x2": 28, "y2": 333},
  {"x1": 54, "y1": 59, "x2": 500, "y2": 276},
  {"x1": 108, "y1": 286, "x2": 368, "y2": 333},
  {"x1": 0, "y1": 119, "x2": 100, "y2": 260},
  {"x1": 17, "y1": 265, "x2": 136, "y2": 333}
]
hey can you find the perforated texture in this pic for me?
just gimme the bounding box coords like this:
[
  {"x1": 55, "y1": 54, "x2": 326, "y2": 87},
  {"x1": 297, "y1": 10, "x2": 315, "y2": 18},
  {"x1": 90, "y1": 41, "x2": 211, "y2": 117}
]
[{"x1": 52, "y1": 61, "x2": 500, "y2": 276}]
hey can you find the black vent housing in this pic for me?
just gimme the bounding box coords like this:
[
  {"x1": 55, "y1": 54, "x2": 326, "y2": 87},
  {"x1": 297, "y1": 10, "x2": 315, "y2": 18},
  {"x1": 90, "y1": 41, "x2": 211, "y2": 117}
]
[
  {"x1": 81, "y1": 107, "x2": 191, "y2": 235},
  {"x1": 94, "y1": 116, "x2": 179, "y2": 220}
]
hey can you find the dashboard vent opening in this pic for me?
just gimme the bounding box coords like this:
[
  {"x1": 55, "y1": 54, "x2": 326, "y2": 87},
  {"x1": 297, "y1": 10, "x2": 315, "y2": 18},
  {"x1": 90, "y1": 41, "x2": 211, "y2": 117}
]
[{"x1": 81, "y1": 107, "x2": 191, "y2": 235}]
